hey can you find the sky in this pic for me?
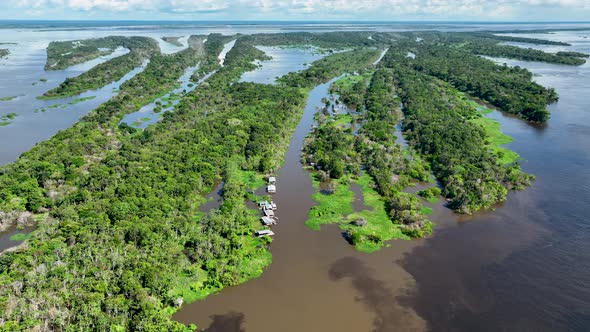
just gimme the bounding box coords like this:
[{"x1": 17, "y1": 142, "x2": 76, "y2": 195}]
[{"x1": 1, "y1": 0, "x2": 590, "y2": 21}]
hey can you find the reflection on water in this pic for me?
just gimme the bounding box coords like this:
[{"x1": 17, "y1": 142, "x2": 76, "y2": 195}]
[
  {"x1": 199, "y1": 182, "x2": 224, "y2": 214},
  {"x1": 239, "y1": 46, "x2": 324, "y2": 84},
  {"x1": 350, "y1": 182, "x2": 372, "y2": 212}
]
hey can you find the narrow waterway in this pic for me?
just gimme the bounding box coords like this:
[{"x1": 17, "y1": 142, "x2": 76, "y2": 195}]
[
  {"x1": 174, "y1": 78, "x2": 427, "y2": 331},
  {"x1": 218, "y1": 40, "x2": 236, "y2": 66}
]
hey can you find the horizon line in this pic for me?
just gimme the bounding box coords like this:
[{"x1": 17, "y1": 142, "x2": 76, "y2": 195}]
[{"x1": 0, "y1": 19, "x2": 589, "y2": 23}]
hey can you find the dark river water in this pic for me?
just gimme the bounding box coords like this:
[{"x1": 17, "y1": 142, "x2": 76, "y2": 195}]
[{"x1": 1, "y1": 24, "x2": 589, "y2": 331}]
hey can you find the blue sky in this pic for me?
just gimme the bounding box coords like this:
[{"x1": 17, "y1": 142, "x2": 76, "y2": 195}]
[{"x1": 2, "y1": 0, "x2": 590, "y2": 21}]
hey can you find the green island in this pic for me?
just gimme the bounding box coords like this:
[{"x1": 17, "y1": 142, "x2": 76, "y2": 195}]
[
  {"x1": 0, "y1": 113, "x2": 17, "y2": 121},
  {"x1": 0, "y1": 96, "x2": 17, "y2": 101},
  {"x1": 0, "y1": 112, "x2": 18, "y2": 126},
  {"x1": 0, "y1": 49, "x2": 8, "y2": 59},
  {"x1": 162, "y1": 36, "x2": 184, "y2": 47},
  {"x1": 556, "y1": 51, "x2": 590, "y2": 58},
  {"x1": 45, "y1": 36, "x2": 154, "y2": 70},
  {"x1": 0, "y1": 30, "x2": 581, "y2": 329}
]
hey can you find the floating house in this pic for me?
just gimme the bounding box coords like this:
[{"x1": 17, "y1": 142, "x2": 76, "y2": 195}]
[
  {"x1": 255, "y1": 230, "x2": 275, "y2": 237},
  {"x1": 261, "y1": 216, "x2": 276, "y2": 226},
  {"x1": 268, "y1": 176, "x2": 276, "y2": 184},
  {"x1": 267, "y1": 184, "x2": 276, "y2": 193},
  {"x1": 263, "y1": 209, "x2": 275, "y2": 218},
  {"x1": 259, "y1": 200, "x2": 277, "y2": 210}
]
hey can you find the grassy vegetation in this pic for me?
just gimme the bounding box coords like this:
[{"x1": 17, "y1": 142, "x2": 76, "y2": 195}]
[
  {"x1": 471, "y1": 115, "x2": 520, "y2": 165},
  {"x1": 0, "y1": 113, "x2": 17, "y2": 126},
  {"x1": 67, "y1": 96, "x2": 96, "y2": 105},
  {"x1": 417, "y1": 187, "x2": 441, "y2": 203},
  {"x1": 462, "y1": 97, "x2": 520, "y2": 165},
  {"x1": 419, "y1": 206, "x2": 433, "y2": 215},
  {"x1": 0, "y1": 96, "x2": 17, "y2": 101},
  {"x1": 306, "y1": 173, "x2": 412, "y2": 253},
  {"x1": 237, "y1": 170, "x2": 265, "y2": 191},
  {"x1": 329, "y1": 70, "x2": 374, "y2": 108},
  {"x1": 0, "y1": 49, "x2": 9, "y2": 59},
  {"x1": 9, "y1": 233, "x2": 30, "y2": 241},
  {"x1": 306, "y1": 174, "x2": 354, "y2": 230},
  {"x1": 332, "y1": 71, "x2": 373, "y2": 90},
  {"x1": 332, "y1": 113, "x2": 353, "y2": 127},
  {"x1": 343, "y1": 173, "x2": 410, "y2": 252}
]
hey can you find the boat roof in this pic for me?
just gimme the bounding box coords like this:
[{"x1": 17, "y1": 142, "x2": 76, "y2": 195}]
[{"x1": 261, "y1": 216, "x2": 274, "y2": 225}]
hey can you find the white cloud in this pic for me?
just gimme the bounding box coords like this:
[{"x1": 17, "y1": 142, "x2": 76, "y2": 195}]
[
  {"x1": 166, "y1": 0, "x2": 229, "y2": 12},
  {"x1": 66, "y1": 0, "x2": 152, "y2": 11}
]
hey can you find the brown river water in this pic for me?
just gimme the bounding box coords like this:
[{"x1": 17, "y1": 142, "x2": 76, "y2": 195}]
[{"x1": 175, "y1": 30, "x2": 590, "y2": 331}]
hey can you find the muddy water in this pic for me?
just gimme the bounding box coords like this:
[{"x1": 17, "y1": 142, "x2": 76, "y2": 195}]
[
  {"x1": 0, "y1": 225, "x2": 35, "y2": 252},
  {"x1": 199, "y1": 182, "x2": 224, "y2": 214},
  {"x1": 175, "y1": 78, "x2": 427, "y2": 331},
  {"x1": 350, "y1": 182, "x2": 372, "y2": 213}
]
